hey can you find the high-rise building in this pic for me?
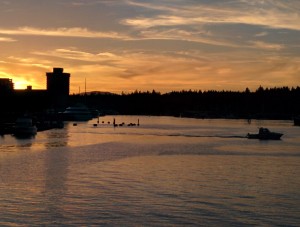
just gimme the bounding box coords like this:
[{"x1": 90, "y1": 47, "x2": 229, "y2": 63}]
[
  {"x1": 46, "y1": 68, "x2": 70, "y2": 108},
  {"x1": 0, "y1": 78, "x2": 14, "y2": 95},
  {"x1": 46, "y1": 68, "x2": 70, "y2": 96}
]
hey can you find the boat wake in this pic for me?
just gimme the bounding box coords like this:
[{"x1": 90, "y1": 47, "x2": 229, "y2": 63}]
[
  {"x1": 168, "y1": 134, "x2": 247, "y2": 139},
  {"x1": 82, "y1": 130, "x2": 248, "y2": 139}
]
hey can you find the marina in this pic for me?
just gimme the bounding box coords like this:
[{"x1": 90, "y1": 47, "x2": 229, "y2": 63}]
[{"x1": 0, "y1": 1, "x2": 299, "y2": 226}]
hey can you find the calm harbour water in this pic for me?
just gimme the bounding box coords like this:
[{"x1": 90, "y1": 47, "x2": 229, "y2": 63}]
[{"x1": 1, "y1": 116, "x2": 300, "y2": 226}]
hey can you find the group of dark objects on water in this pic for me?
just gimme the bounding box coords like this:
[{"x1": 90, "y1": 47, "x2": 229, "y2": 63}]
[
  {"x1": 72, "y1": 118, "x2": 140, "y2": 128},
  {"x1": 112, "y1": 118, "x2": 140, "y2": 127}
]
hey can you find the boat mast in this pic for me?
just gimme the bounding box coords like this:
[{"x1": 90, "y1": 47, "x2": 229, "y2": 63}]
[
  {"x1": 84, "y1": 78, "x2": 87, "y2": 104},
  {"x1": 85, "y1": 78, "x2": 86, "y2": 96}
]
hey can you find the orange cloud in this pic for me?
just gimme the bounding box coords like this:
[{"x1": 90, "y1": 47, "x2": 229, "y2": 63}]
[
  {"x1": 124, "y1": 1, "x2": 300, "y2": 31},
  {"x1": 0, "y1": 27, "x2": 129, "y2": 39},
  {"x1": 249, "y1": 41, "x2": 285, "y2": 50},
  {"x1": 0, "y1": 37, "x2": 16, "y2": 42}
]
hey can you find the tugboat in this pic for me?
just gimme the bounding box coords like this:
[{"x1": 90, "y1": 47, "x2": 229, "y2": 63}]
[{"x1": 247, "y1": 127, "x2": 283, "y2": 140}]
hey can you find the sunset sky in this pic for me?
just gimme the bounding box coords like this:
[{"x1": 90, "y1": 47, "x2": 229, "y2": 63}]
[{"x1": 0, "y1": 0, "x2": 299, "y2": 94}]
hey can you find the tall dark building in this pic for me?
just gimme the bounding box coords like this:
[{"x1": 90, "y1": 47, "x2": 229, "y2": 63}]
[
  {"x1": 0, "y1": 78, "x2": 14, "y2": 95},
  {"x1": 46, "y1": 68, "x2": 70, "y2": 109}
]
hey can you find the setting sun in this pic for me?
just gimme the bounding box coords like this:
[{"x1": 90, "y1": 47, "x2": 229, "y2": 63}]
[
  {"x1": 9, "y1": 75, "x2": 42, "y2": 90},
  {"x1": 11, "y1": 78, "x2": 29, "y2": 89}
]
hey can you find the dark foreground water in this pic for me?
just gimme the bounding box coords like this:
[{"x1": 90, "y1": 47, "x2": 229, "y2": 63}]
[{"x1": 1, "y1": 116, "x2": 300, "y2": 226}]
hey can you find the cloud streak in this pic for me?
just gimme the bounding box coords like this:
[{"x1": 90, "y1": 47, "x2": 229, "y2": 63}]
[
  {"x1": 0, "y1": 27, "x2": 129, "y2": 39},
  {"x1": 249, "y1": 41, "x2": 285, "y2": 50},
  {"x1": 123, "y1": 0, "x2": 300, "y2": 31},
  {"x1": 0, "y1": 37, "x2": 16, "y2": 42}
]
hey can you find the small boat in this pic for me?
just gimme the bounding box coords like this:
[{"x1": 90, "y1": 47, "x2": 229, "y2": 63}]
[
  {"x1": 247, "y1": 127, "x2": 283, "y2": 140},
  {"x1": 13, "y1": 117, "x2": 37, "y2": 137}
]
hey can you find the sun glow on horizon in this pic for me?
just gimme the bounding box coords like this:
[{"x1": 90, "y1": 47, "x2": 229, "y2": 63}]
[
  {"x1": 10, "y1": 76, "x2": 42, "y2": 90},
  {"x1": 13, "y1": 79, "x2": 31, "y2": 89}
]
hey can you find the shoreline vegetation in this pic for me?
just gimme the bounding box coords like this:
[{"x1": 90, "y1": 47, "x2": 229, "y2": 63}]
[
  {"x1": 1, "y1": 86, "x2": 300, "y2": 124},
  {"x1": 71, "y1": 86, "x2": 300, "y2": 120}
]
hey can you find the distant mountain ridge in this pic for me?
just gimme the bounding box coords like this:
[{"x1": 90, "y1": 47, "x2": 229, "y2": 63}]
[{"x1": 77, "y1": 91, "x2": 115, "y2": 95}]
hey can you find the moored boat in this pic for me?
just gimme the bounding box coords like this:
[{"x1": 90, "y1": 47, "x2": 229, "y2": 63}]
[
  {"x1": 61, "y1": 103, "x2": 93, "y2": 121},
  {"x1": 247, "y1": 127, "x2": 283, "y2": 140},
  {"x1": 13, "y1": 117, "x2": 37, "y2": 138}
]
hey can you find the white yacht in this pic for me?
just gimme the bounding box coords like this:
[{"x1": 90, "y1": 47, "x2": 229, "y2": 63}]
[{"x1": 61, "y1": 103, "x2": 93, "y2": 121}]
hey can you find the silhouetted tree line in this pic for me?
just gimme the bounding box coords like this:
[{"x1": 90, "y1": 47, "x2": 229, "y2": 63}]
[
  {"x1": 69, "y1": 86, "x2": 300, "y2": 119},
  {"x1": 1, "y1": 86, "x2": 300, "y2": 121}
]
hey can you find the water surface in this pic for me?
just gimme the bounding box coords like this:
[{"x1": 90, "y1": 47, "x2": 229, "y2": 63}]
[{"x1": 1, "y1": 117, "x2": 300, "y2": 226}]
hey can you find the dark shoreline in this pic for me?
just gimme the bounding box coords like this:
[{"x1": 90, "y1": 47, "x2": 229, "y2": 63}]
[{"x1": 1, "y1": 86, "x2": 300, "y2": 133}]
